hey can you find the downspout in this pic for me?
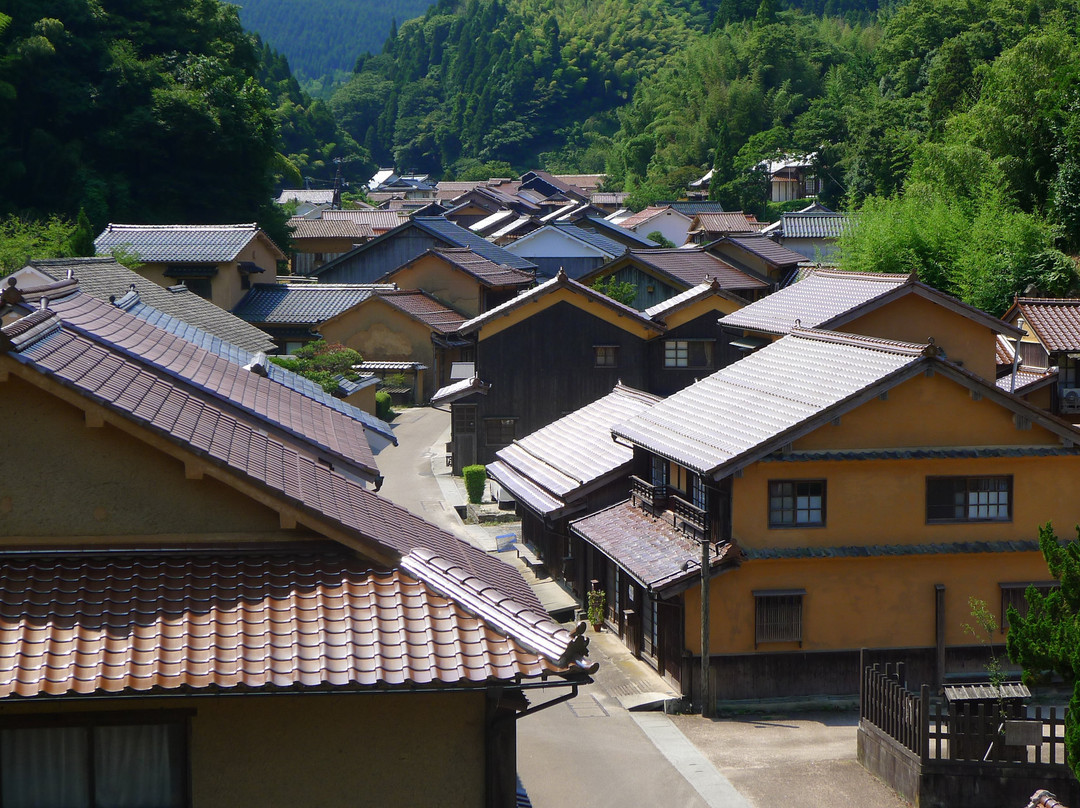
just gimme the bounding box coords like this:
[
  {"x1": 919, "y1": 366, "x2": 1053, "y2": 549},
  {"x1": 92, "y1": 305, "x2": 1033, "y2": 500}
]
[{"x1": 1010, "y1": 336, "x2": 1021, "y2": 393}]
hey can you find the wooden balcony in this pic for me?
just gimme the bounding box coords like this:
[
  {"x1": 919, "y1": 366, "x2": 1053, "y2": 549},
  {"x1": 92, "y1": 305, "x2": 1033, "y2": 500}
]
[
  {"x1": 630, "y1": 475, "x2": 668, "y2": 511},
  {"x1": 670, "y1": 493, "x2": 707, "y2": 537}
]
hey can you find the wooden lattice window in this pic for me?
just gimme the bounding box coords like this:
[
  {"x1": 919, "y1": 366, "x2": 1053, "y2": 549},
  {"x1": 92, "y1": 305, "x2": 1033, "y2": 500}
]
[
  {"x1": 754, "y1": 589, "x2": 805, "y2": 647},
  {"x1": 768, "y1": 480, "x2": 825, "y2": 527},
  {"x1": 926, "y1": 476, "x2": 1012, "y2": 523},
  {"x1": 1000, "y1": 581, "x2": 1058, "y2": 631}
]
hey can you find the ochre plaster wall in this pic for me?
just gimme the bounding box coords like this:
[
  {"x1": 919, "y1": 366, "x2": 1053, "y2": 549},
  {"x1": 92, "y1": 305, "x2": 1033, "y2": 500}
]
[
  {"x1": 682, "y1": 550, "x2": 1051, "y2": 654},
  {"x1": 0, "y1": 373, "x2": 289, "y2": 541},
  {"x1": 135, "y1": 238, "x2": 279, "y2": 311},
  {"x1": 841, "y1": 294, "x2": 998, "y2": 380},
  {"x1": 660, "y1": 296, "x2": 745, "y2": 330},
  {"x1": 0, "y1": 692, "x2": 487, "y2": 808},
  {"x1": 388, "y1": 255, "x2": 482, "y2": 317},
  {"x1": 320, "y1": 301, "x2": 436, "y2": 399}
]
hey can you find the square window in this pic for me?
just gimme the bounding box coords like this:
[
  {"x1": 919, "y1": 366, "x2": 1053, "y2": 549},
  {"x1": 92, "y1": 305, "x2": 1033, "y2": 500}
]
[
  {"x1": 927, "y1": 476, "x2": 1012, "y2": 523},
  {"x1": 1000, "y1": 581, "x2": 1058, "y2": 630},
  {"x1": 768, "y1": 480, "x2": 825, "y2": 528},
  {"x1": 754, "y1": 590, "x2": 805, "y2": 646},
  {"x1": 484, "y1": 417, "x2": 516, "y2": 448},
  {"x1": 663, "y1": 340, "x2": 714, "y2": 369},
  {"x1": 594, "y1": 345, "x2": 618, "y2": 368}
]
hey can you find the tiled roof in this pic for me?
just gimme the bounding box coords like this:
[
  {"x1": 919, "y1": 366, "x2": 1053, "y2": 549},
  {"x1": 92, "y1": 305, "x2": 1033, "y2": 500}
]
[
  {"x1": 628, "y1": 248, "x2": 770, "y2": 290},
  {"x1": 276, "y1": 189, "x2": 335, "y2": 205},
  {"x1": 233, "y1": 283, "x2": 391, "y2": 325},
  {"x1": 613, "y1": 329, "x2": 931, "y2": 476},
  {"x1": 997, "y1": 334, "x2": 1015, "y2": 365},
  {"x1": 763, "y1": 446, "x2": 1074, "y2": 462},
  {"x1": 579, "y1": 217, "x2": 657, "y2": 247},
  {"x1": 489, "y1": 384, "x2": 661, "y2": 518},
  {"x1": 720, "y1": 268, "x2": 1022, "y2": 338},
  {"x1": 1009, "y1": 298, "x2": 1080, "y2": 352},
  {"x1": 644, "y1": 280, "x2": 743, "y2": 320},
  {"x1": 431, "y1": 375, "x2": 490, "y2": 406},
  {"x1": 780, "y1": 212, "x2": 852, "y2": 239},
  {"x1": 411, "y1": 217, "x2": 538, "y2": 270},
  {"x1": 589, "y1": 192, "x2": 628, "y2": 206},
  {"x1": 690, "y1": 212, "x2": 762, "y2": 234},
  {"x1": 94, "y1": 223, "x2": 285, "y2": 262},
  {"x1": 104, "y1": 292, "x2": 395, "y2": 444},
  {"x1": 320, "y1": 209, "x2": 406, "y2": 233},
  {"x1": 715, "y1": 235, "x2": 805, "y2": 267},
  {"x1": 1027, "y1": 790, "x2": 1069, "y2": 808},
  {"x1": 996, "y1": 366, "x2": 1057, "y2": 395},
  {"x1": 570, "y1": 501, "x2": 739, "y2": 591},
  {"x1": 718, "y1": 269, "x2": 913, "y2": 334},
  {"x1": 373, "y1": 290, "x2": 467, "y2": 334},
  {"x1": 22, "y1": 290, "x2": 380, "y2": 479},
  {"x1": 288, "y1": 218, "x2": 374, "y2": 240},
  {"x1": 24, "y1": 258, "x2": 277, "y2": 354},
  {"x1": 469, "y1": 209, "x2": 518, "y2": 233},
  {"x1": 551, "y1": 222, "x2": 627, "y2": 257},
  {"x1": 359, "y1": 361, "x2": 428, "y2": 371},
  {"x1": 660, "y1": 201, "x2": 727, "y2": 216},
  {"x1": 1, "y1": 315, "x2": 540, "y2": 610},
  {"x1": 458, "y1": 270, "x2": 663, "y2": 336},
  {"x1": 619, "y1": 206, "x2": 682, "y2": 229},
  {"x1": 553, "y1": 174, "x2": 605, "y2": 193},
  {"x1": 427, "y1": 248, "x2": 535, "y2": 288},
  {"x1": 0, "y1": 550, "x2": 589, "y2": 698}
]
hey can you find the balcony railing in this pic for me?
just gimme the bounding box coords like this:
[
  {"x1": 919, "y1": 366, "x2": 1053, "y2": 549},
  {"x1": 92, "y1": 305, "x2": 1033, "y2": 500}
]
[
  {"x1": 670, "y1": 493, "x2": 707, "y2": 536},
  {"x1": 630, "y1": 476, "x2": 668, "y2": 511}
]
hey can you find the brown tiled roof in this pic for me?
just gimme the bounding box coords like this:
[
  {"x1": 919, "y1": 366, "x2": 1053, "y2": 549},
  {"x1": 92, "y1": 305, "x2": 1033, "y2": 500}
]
[
  {"x1": 714, "y1": 235, "x2": 805, "y2": 267},
  {"x1": 288, "y1": 218, "x2": 374, "y2": 240},
  {"x1": 2, "y1": 315, "x2": 540, "y2": 609},
  {"x1": 1027, "y1": 790, "x2": 1069, "y2": 808},
  {"x1": 431, "y1": 248, "x2": 535, "y2": 288},
  {"x1": 618, "y1": 206, "x2": 680, "y2": 229},
  {"x1": 571, "y1": 501, "x2": 739, "y2": 592},
  {"x1": 997, "y1": 334, "x2": 1016, "y2": 366},
  {"x1": 0, "y1": 550, "x2": 589, "y2": 698},
  {"x1": 38, "y1": 290, "x2": 379, "y2": 479},
  {"x1": 374, "y1": 290, "x2": 467, "y2": 334},
  {"x1": 320, "y1": 209, "x2": 406, "y2": 233},
  {"x1": 630, "y1": 248, "x2": 770, "y2": 290},
  {"x1": 1010, "y1": 298, "x2": 1080, "y2": 352},
  {"x1": 690, "y1": 212, "x2": 762, "y2": 234}
]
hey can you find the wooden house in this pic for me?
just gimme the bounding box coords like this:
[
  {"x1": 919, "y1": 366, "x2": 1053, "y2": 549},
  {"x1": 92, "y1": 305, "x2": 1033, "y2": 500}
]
[
  {"x1": 685, "y1": 212, "x2": 763, "y2": 244},
  {"x1": 614, "y1": 206, "x2": 695, "y2": 247},
  {"x1": 759, "y1": 203, "x2": 851, "y2": 260},
  {"x1": 579, "y1": 246, "x2": 771, "y2": 311},
  {"x1": 93, "y1": 223, "x2": 286, "y2": 311},
  {"x1": 999, "y1": 297, "x2": 1080, "y2": 422},
  {"x1": 0, "y1": 277, "x2": 592, "y2": 808},
  {"x1": 287, "y1": 217, "x2": 373, "y2": 275},
  {"x1": 504, "y1": 222, "x2": 627, "y2": 280},
  {"x1": 571, "y1": 328, "x2": 1080, "y2": 701},
  {"x1": 378, "y1": 248, "x2": 535, "y2": 318},
  {"x1": 719, "y1": 267, "x2": 1023, "y2": 381},
  {"x1": 704, "y1": 235, "x2": 805, "y2": 285},
  {"x1": 311, "y1": 217, "x2": 536, "y2": 285},
  {"x1": 319, "y1": 289, "x2": 468, "y2": 403},
  {"x1": 435, "y1": 272, "x2": 752, "y2": 471}
]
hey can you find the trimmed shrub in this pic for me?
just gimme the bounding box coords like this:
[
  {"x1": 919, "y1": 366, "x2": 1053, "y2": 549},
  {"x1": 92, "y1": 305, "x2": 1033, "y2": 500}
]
[
  {"x1": 463, "y1": 464, "x2": 487, "y2": 504},
  {"x1": 375, "y1": 390, "x2": 393, "y2": 421}
]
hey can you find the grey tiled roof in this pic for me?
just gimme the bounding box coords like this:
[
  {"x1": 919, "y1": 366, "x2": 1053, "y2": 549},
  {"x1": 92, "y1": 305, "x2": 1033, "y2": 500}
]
[
  {"x1": 718, "y1": 269, "x2": 911, "y2": 335},
  {"x1": 233, "y1": 283, "x2": 392, "y2": 325},
  {"x1": 287, "y1": 218, "x2": 374, "y2": 240},
  {"x1": 629, "y1": 248, "x2": 769, "y2": 291},
  {"x1": 613, "y1": 329, "x2": 930, "y2": 476},
  {"x1": 94, "y1": 223, "x2": 285, "y2": 262},
  {"x1": 276, "y1": 189, "x2": 335, "y2": 205},
  {"x1": 780, "y1": 212, "x2": 852, "y2": 239},
  {"x1": 995, "y1": 366, "x2": 1057, "y2": 395},
  {"x1": 24, "y1": 258, "x2": 276, "y2": 354},
  {"x1": 644, "y1": 280, "x2": 743, "y2": 320},
  {"x1": 762, "y1": 446, "x2": 1074, "y2": 461},
  {"x1": 489, "y1": 384, "x2": 661, "y2": 518},
  {"x1": 412, "y1": 217, "x2": 538, "y2": 270},
  {"x1": 717, "y1": 235, "x2": 805, "y2": 267},
  {"x1": 579, "y1": 217, "x2": 657, "y2": 248},
  {"x1": 551, "y1": 222, "x2": 627, "y2": 257}
]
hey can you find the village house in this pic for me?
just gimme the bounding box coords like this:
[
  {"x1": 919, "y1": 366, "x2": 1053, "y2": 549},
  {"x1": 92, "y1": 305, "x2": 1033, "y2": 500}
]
[
  {"x1": 999, "y1": 296, "x2": 1080, "y2": 422},
  {"x1": 760, "y1": 202, "x2": 851, "y2": 259},
  {"x1": 760, "y1": 154, "x2": 820, "y2": 202},
  {"x1": 94, "y1": 223, "x2": 286, "y2": 311},
  {"x1": 286, "y1": 216, "x2": 373, "y2": 275},
  {"x1": 611, "y1": 205, "x2": 695, "y2": 246},
  {"x1": 275, "y1": 188, "x2": 338, "y2": 216},
  {"x1": 685, "y1": 211, "x2": 765, "y2": 244},
  {"x1": 569, "y1": 327, "x2": 1080, "y2": 701},
  {"x1": 505, "y1": 222, "x2": 629, "y2": 280},
  {"x1": 580, "y1": 246, "x2": 771, "y2": 310},
  {"x1": 0, "y1": 276, "x2": 593, "y2": 808},
  {"x1": 318, "y1": 288, "x2": 469, "y2": 403},
  {"x1": 435, "y1": 272, "x2": 751, "y2": 471},
  {"x1": 704, "y1": 235, "x2": 805, "y2": 286},
  {"x1": 312, "y1": 217, "x2": 536, "y2": 285}
]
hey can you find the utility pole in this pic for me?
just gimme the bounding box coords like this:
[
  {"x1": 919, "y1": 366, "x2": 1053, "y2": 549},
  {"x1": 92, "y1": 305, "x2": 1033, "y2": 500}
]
[
  {"x1": 331, "y1": 158, "x2": 344, "y2": 210},
  {"x1": 701, "y1": 534, "x2": 713, "y2": 718}
]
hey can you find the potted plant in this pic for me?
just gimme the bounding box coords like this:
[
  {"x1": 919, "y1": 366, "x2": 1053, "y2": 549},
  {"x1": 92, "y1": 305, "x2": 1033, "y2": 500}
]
[{"x1": 587, "y1": 589, "x2": 606, "y2": 631}]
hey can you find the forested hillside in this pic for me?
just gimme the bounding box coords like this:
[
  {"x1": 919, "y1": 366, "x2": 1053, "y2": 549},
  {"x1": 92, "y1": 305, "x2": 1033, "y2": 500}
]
[{"x1": 226, "y1": 0, "x2": 437, "y2": 82}]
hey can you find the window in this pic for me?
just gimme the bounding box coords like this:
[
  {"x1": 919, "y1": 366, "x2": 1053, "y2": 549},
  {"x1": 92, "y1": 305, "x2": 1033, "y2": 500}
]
[
  {"x1": 594, "y1": 345, "x2": 618, "y2": 368},
  {"x1": 484, "y1": 417, "x2": 516, "y2": 447},
  {"x1": 691, "y1": 473, "x2": 707, "y2": 511},
  {"x1": 926, "y1": 476, "x2": 1012, "y2": 523},
  {"x1": 0, "y1": 716, "x2": 187, "y2": 808},
  {"x1": 768, "y1": 480, "x2": 825, "y2": 528},
  {"x1": 1000, "y1": 581, "x2": 1058, "y2": 631},
  {"x1": 663, "y1": 340, "x2": 714, "y2": 369},
  {"x1": 650, "y1": 456, "x2": 668, "y2": 488},
  {"x1": 179, "y1": 277, "x2": 212, "y2": 300},
  {"x1": 754, "y1": 590, "x2": 805, "y2": 646}
]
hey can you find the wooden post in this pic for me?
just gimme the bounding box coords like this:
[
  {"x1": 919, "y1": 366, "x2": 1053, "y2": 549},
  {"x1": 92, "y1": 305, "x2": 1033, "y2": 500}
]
[
  {"x1": 700, "y1": 533, "x2": 712, "y2": 718},
  {"x1": 920, "y1": 684, "x2": 931, "y2": 762},
  {"x1": 935, "y1": 584, "x2": 946, "y2": 690}
]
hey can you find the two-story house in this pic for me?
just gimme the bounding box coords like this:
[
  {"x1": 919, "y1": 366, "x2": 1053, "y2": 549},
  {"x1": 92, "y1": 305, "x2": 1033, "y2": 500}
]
[{"x1": 1000, "y1": 296, "x2": 1080, "y2": 422}]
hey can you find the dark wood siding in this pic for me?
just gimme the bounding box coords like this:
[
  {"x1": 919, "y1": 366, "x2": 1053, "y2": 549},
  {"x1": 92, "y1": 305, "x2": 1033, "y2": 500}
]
[
  {"x1": 317, "y1": 231, "x2": 445, "y2": 284},
  {"x1": 647, "y1": 310, "x2": 744, "y2": 396},
  {"x1": 529, "y1": 256, "x2": 607, "y2": 281},
  {"x1": 473, "y1": 301, "x2": 649, "y2": 463}
]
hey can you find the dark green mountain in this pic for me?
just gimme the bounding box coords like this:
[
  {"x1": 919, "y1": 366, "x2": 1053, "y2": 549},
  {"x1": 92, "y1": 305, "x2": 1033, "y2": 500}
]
[{"x1": 227, "y1": 0, "x2": 438, "y2": 81}]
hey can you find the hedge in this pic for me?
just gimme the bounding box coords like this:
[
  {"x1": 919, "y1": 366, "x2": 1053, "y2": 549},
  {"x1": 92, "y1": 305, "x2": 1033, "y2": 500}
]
[
  {"x1": 375, "y1": 390, "x2": 392, "y2": 421},
  {"x1": 463, "y1": 464, "x2": 486, "y2": 504}
]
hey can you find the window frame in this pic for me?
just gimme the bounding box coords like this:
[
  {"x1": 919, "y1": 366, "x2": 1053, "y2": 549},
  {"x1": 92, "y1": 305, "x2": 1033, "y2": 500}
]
[
  {"x1": 593, "y1": 344, "x2": 619, "y2": 368},
  {"x1": 767, "y1": 479, "x2": 826, "y2": 529},
  {"x1": 483, "y1": 416, "x2": 517, "y2": 448},
  {"x1": 0, "y1": 710, "x2": 192, "y2": 808},
  {"x1": 926, "y1": 475, "x2": 1013, "y2": 524},
  {"x1": 753, "y1": 589, "x2": 805, "y2": 647},
  {"x1": 663, "y1": 339, "x2": 715, "y2": 369},
  {"x1": 999, "y1": 580, "x2": 1058, "y2": 632}
]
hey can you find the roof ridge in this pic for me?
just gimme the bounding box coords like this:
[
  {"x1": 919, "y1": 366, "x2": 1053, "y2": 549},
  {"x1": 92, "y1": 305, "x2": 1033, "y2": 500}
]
[
  {"x1": 1, "y1": 308, "x2": 63, "y2": 352},
  {"x1": 789, "y1": 326, "x2": 930, "y2": 356},
  {"x1": 810, "y1": 268, "x2": 911, "y2": 282}
]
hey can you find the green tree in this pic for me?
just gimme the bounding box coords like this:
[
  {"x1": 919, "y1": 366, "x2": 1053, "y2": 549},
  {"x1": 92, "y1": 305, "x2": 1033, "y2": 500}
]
[
  {"x1": 269, "y1": 340, "x2": 363, "y2": 392},
  {"x1": 591, "y1": 277, "x2": 638, "y2": 306},
  {"x1": 0, "y1": 214, "x2": 74, "y2": 275},
  {"x1": 646, "y1": 230, "x2": 676, "y2": 248},
  {"x1": 1006, "y1": 523, "x2": 1080, "y2": 779}
]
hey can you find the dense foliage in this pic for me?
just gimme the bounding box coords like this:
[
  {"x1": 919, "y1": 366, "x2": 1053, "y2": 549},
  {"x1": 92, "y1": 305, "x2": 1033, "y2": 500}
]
[
  {"x1": 269, "y1": 340, "x2": 364, "y2": 392},
  {"x1": 226, "y1": 0, "x2": 437, "y2": 83},
  {"x1": 1006, "y1": 523, "x2": 1080, "y2": 779}
]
